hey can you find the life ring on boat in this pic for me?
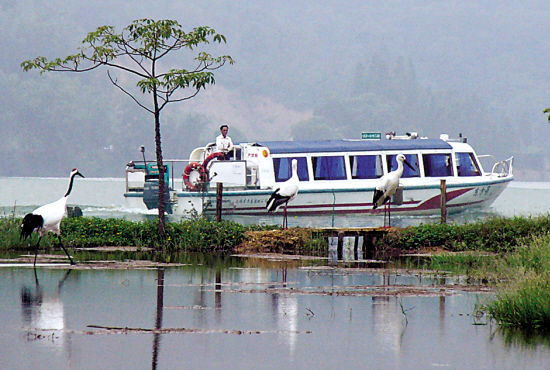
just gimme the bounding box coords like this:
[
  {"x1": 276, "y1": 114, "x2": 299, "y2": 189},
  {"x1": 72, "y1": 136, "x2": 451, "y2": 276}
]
[
  {"x1": 183, "y1": 162, "x2": 207, "y2": 191},
  {"x1": 202, "y1": 152, "x2": 226, "y2": 172}
]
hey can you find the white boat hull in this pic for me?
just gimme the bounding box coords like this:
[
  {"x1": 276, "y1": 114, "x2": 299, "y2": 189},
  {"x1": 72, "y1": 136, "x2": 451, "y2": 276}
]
[{"x1": 125, "y1": 176, "x2": 511, "y2": 217}]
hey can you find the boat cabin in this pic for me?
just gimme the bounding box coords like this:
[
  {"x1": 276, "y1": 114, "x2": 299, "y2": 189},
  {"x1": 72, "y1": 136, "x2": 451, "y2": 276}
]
[{"x1": 184, "y1": 133, "x2": 489, "y2": 191}]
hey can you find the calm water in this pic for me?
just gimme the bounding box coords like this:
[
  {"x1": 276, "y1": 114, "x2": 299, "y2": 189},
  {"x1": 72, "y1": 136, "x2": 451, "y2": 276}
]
[
  {"x1": 1, "y1": 262, "x2": 549, "y2": 369},
  {"x1": 1, "y1": 178, "x2": 550, "y2": 368}
]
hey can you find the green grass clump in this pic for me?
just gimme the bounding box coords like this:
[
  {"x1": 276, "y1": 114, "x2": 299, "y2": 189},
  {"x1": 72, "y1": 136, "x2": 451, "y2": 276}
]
[
  {"x1": 481, "y1": 233, "x2": 550, "y2": 331},
  {"x1": 61, "y1": 217, "x2": 250, "y2": 252},
  {"x1": 379, "y1": 215, "x2": 550, "y2": 253},
  {"x1": 0, "y1": 216, "x2": 278, "y2": 253},
  {"x1": 486, "y1": 272, "x2": 550, "y2": 331},
  {"x1": 398, "y1": 226, "x2": 550, "y2": 332}
]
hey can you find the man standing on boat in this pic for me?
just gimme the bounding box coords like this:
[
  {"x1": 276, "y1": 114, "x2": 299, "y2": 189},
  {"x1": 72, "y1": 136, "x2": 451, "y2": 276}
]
[{"x1": 216, "y1": 124, "x2": 234, "y2": 160}]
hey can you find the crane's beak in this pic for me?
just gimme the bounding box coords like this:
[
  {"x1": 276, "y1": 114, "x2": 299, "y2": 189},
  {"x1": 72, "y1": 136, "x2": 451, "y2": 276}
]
[
  {"x1": 77, "y1": 172, "x2": 85, "y2": 178},
  {"x1": 404, "y1": 160, "x2": 415, "y2": 171}
]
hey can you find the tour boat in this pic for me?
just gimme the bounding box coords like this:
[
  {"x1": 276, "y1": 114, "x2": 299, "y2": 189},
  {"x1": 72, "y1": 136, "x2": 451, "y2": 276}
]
[{"x1": 123, "y1": 132, "x2": 513, "y2": 218}]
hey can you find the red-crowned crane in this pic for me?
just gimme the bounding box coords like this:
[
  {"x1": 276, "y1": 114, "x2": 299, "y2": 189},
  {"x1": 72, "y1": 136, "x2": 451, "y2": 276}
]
[
  {"x1": 266, "y1": 159, "x2": 299, "y2": 229},
  {"x1": 373, "y1": 154, "x2": 414, "y2": 227},
  {"x1": 20, "y1": 168, "x2": 84, "y2": 266}
]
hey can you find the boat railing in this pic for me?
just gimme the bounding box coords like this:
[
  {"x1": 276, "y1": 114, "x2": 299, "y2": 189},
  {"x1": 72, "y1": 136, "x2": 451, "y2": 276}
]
[{"x1": 478, "y1": 155, "x2": 513, "y2": 178}]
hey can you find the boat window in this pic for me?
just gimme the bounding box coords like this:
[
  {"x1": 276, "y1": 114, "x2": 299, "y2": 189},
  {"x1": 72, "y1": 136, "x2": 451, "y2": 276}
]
[
  {"x1": 312, "y1": 156, "x2": 347, "y2": 180},
  {"x1": 350, "y1": 155, "x2": 383, "y2": 179},
  {"x1": 386, "y1": 154, "x2": 420, "y2": 178},
  {"x1": 273, "y1": 157, "x2": 309, "y2": 182},
  {"x1": 456, "y1": 152, "x2": 481, "y2": 176},
  {"x1": 423, "y1": 153, "x2": 454, "y2": 177}
]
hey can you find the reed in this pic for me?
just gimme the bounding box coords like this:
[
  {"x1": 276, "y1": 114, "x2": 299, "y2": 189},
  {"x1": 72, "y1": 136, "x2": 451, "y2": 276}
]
[
  {"x1": 486, "y1": 272, "x2": 550, "y2": 331},
  {"x1": 400, "y1": 229, "x2": 550, "y2": 331}
]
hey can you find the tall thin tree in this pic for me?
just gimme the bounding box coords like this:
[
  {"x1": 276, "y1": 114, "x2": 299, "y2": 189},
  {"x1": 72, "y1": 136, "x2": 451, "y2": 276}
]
[{"x1": 22, "y1": 19, "x2": 233, "y2": 238}]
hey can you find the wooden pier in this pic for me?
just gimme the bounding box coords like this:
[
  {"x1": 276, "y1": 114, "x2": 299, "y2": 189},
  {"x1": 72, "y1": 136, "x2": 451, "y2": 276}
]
[{"x1": 312, "y1": 227, "x2": 389, "y2": 261}]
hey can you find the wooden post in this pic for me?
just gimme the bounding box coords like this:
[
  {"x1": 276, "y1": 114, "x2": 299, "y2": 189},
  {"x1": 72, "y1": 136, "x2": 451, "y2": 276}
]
[
  {"x1": 216, "y1": 183, "x2": 223, "y2": 222},
  {"x1": 337, "y1": 231, "x2": 344, "y2": 260},
  {"x1": 215, "y1": 269, "x2": 222, "y2": 309},
  {"x1": 440, "y1": 179, "x2": 447, "y2": 224},
  {"x1": 362, "y1": 232, "x2": 376, "y2": 259},
  {"x1": 353, "y1": 234, "x2": 359, "y2": 260}
]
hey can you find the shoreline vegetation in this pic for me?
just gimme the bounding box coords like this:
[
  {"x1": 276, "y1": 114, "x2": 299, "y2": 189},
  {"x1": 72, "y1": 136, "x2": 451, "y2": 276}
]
[{"x1": 1, "y1": 214, "x2": 549, "y2": 332}]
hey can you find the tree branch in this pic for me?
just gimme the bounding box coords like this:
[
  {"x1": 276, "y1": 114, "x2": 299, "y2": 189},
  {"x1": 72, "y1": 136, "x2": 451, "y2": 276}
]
[
  {"x1": 159, "y1": 88, "x2": 201, "y2": 110},
  {"x1": 107, "y1": 70, "x2": 154, "y2": 114}
]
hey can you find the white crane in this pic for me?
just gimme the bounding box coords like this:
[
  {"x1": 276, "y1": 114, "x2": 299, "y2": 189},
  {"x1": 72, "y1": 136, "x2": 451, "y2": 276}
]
[
  {"x1": 266, "y1": 159, "x2": 300, "y2": 229},
  {"x1": 372, "y1": 154, "x2": 414, "y2": 227},
  {"x1": 20, "y1": 168, "x2": 84, "y2": 266}
]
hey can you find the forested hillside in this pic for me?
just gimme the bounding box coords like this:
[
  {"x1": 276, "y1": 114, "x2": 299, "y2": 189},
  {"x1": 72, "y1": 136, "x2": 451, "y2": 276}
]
[{"x1": 1, "y1": 1, "x2": 548, "y2": 178}]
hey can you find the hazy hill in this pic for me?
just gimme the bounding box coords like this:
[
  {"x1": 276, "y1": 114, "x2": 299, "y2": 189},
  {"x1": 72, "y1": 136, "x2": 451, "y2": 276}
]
[{"x1": 1, "y1": 1, "x2": 549, "y2": 179}]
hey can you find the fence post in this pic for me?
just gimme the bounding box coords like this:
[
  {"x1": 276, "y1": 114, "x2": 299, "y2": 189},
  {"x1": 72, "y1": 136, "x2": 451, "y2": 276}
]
[
  {"x1": 337, "y1": 231, "x2": 344, "y2": 260},
  {"x1": 440, "y1": 179, "x2": 447, "y2": 224}
]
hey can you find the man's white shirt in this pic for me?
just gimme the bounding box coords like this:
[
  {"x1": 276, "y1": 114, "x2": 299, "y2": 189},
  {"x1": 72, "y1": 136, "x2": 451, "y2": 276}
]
[{"x1": 216, "y1": 134, "x2": 233, "y2": 153}]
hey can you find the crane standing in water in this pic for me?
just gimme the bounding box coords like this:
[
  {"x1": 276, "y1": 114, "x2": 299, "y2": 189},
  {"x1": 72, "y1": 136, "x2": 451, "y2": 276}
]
[
  {"x1": 373, "y1": 154, "x2": 415, "y2": 227},
  {"x1": 20, "y1": 168, "x2": 84, "y2": 266}
]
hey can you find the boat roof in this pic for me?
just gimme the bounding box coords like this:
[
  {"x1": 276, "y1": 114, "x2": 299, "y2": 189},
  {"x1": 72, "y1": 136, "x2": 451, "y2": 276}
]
[{"x1": 254, "y1": 139, "x2": 453, "y2": 154}]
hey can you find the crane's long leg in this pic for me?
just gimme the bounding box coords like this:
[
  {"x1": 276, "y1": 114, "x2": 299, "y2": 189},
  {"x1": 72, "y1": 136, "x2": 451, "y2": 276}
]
[
  {"x1": 33, "y1": 236, "x2": 42, "y2": 267},
  {"x1": 283, "y1": 204, "x2": 288, "y2": 230},
  {"x1": 388, "y1": 202, "x2": 391, "y2": 228},
  {"x1": 57, "y1": 235, "x2": 76, "y2": 265},
  {"x1": 383, "y1": 202, "x2": 392, "y2": 228}
]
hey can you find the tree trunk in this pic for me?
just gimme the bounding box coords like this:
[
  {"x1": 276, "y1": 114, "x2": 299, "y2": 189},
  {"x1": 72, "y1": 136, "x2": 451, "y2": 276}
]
[{"x1": 153, "y1": 97, "x2": 166, "y2": 241}]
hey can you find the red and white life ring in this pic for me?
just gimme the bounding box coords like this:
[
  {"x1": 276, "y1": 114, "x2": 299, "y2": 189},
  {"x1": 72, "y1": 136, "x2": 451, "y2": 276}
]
[
  {"x1": 202, "y1": 152, "x2": 226, "y2": 171},
  {"x1": 183, "y1": 162, "x2": 207, "y2": 191}
]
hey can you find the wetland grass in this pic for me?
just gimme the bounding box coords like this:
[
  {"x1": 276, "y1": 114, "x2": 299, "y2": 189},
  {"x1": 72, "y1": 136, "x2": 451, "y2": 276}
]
[
  {"x1": 484, "y1": 233, "x2": 550, "y2": 332},
  {"x1": 486, "y1": 272, "x2": 550, "y2": 331},
  {"x1": 414, "y1": 232, "x2": 550, "y2": 332}
]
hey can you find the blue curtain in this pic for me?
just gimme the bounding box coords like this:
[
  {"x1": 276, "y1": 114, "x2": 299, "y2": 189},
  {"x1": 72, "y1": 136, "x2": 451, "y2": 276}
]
[
  {"x1": 313, "y1": 156, "x2": 346, "y2": 180},
  {"x1": 273, "y1": 157, "x2": 309, "y2": 182},
  {"x1": 387, "y1": 154, "x2": 419, "y2": 178},
  {"x1": 352, "y1": 155, "x2": 380, "y2": 179},
  {"x1": 423, "y1": 154, "x2": 453, "y2": 177}
]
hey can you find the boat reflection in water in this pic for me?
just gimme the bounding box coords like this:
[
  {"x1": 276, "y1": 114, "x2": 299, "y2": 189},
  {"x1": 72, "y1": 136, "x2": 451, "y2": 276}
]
[{"x1": 7, "y1": 264, "x2": 547, "y2": 369}]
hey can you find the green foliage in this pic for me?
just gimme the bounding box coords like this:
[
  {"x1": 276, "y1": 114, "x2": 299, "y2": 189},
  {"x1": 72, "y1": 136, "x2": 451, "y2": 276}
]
[
  {"x1": 427, "y1": 231, "x2": 550, "y2": 332},
  {"x1": 0, "y1": 214, "x2": 59, "y2": 250},
  {"x1": 378, "y1": 215, "x2": 550, "y2": 254},
  {"x1": 0, "y1": 217, "x2": 328, "y2": 255},
  {"x1": 21, "y1": 18, "x2": 234, "y2": 111},
  {"x1": 0, "y1": 217, "x2": 254, "y2": 253},
  {"x1": 164, "y1": 218, "x2": 246, "y2": 253},
  {"x1": 486, "y1": 271, "x2": 550, "y2": 331}
]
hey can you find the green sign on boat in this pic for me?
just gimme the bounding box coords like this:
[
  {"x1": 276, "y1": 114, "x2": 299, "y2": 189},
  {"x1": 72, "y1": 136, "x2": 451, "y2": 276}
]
[{"x1": 361, "y1": 132, "x2": 382, "y2": 140}]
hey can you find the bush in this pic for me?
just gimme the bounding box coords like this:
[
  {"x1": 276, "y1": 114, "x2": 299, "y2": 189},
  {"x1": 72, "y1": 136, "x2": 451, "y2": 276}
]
[
  {"x1": 377, "y1": 215, "x2": 550, "y2": 254},
  {"x1": 0, "y1": 217, "x2": 257, "y2": 253}
]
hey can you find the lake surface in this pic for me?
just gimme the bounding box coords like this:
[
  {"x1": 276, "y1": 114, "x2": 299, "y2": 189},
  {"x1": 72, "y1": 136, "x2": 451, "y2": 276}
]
[
  {"x1": 1, "y1": 261, "x2": 549, "y2": 369},
  {"x1": 1, "y1": 178, "x2": 550, "y2": 368}
]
